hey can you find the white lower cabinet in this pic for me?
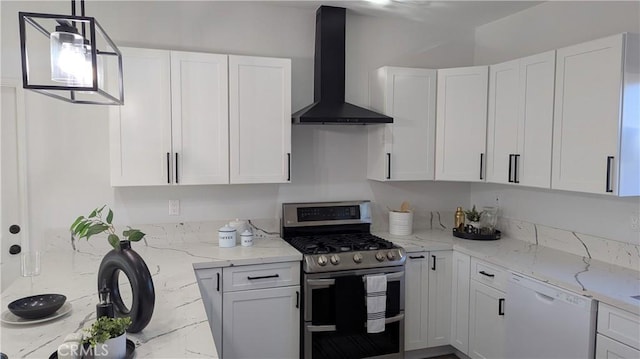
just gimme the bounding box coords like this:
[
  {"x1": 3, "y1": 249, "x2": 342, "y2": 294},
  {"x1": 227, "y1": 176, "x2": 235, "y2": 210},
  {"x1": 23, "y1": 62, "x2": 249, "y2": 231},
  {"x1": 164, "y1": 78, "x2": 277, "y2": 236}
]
[
  {"x1": 404, "y1": 251, "x2": 452, "y2": 350},
  {"x1": 596, "y1": 302, "x2": 640, "y2": 358},
  {"x1": 468, "y1": 280, "x2": 506, "y2": 359},
  {"x1": 195, "y1": 262, "x2": 300, "y2": 359},
  {"x1": 597, "y1": 334, "x2": 640, "y2": 358},
  {"x1": 450, "y1": 252, "x2": 471, "y2": 354}
]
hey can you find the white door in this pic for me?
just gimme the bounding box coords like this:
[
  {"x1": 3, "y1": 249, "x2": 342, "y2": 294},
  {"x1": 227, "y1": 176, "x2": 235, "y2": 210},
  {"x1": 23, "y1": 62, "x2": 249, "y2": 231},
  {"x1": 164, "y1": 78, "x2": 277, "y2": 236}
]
[
  {"x1": 229, "y1": 55, "x2": 291, "y2": 184},
  {"x1": 368, "y1": 67, "x2": 436, "y2": 181},
  {"x1": 486, "y1": 59, "x2": 519, "y2": 185},
  {"x1": 404, "y1": 252, "x2": 429, "y2": 350},
  {"x1": 110, "y1": 47, "x2": 172, "y2": 186},
  {"x1": 450, "y1": 251, "x2": 471, "y2": 354},
  {"x1": 552, "y1": 34, "x2": 623, "y2": 194},
  {"x1": 1, "y1": 83, "x2": 27, "y2": 290},
  {"x1": 427, "y1": 251, "x2": 453, "y2": 347},
  {"x1": 222, "y1": 286, "x2": 300, "y2": 359},
  {"x1": 518, "y1": 50, "x2": 555, "y2": 188},
  {"x1": 469, "y1": 281, "x2": 506, "y2": 359},
  {"x1": 171, "y1": 51, "x2": 229, "y2": 185},
  {"x1": 435, "y1": 66, "x2": 489, "y2": 182},
  {"x1": 194, "y1": 268, "x2": 223, "y2": 356}
]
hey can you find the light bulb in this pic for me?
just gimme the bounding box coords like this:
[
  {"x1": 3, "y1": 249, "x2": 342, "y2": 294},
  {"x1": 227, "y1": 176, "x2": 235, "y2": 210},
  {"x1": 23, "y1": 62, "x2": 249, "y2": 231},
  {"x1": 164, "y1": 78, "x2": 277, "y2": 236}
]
[{"x1": 50, "y1": 28, "x2": 93, "y2": 86}]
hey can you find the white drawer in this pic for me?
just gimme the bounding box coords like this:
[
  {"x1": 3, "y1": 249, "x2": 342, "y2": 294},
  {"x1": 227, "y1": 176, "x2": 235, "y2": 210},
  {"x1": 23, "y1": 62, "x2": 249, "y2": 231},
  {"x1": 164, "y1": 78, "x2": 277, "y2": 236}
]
[
  {"x1": 470, "y1": 258, "x2": 508, "y2": 292},
  {"x1": 597, "y1": 333, "x2": 640, "y2": 358},
  {"x1": 223, "y1": 261, "x2": 300, "y2": 292},
  {"x1": 597, "y1": 303, "x2": 640, "y2": 350}
]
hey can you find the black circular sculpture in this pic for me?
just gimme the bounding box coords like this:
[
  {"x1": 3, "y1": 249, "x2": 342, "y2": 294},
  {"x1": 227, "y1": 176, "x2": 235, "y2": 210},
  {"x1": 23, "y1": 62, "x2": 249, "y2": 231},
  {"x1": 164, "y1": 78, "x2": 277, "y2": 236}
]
[{"x1": 97, "y1": 240, "x2": 155, "y2": 333}]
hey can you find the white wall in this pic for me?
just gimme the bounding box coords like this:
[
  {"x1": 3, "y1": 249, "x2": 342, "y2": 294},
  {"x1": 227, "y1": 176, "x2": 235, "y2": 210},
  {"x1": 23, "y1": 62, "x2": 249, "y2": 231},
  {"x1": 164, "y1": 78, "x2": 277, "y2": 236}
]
[
  {"x1": 0, "y1": 1, "x2": 473, "y2": 254},
  {"x1": 472, "y1": 1, "x2": 640, "y2": 244}
]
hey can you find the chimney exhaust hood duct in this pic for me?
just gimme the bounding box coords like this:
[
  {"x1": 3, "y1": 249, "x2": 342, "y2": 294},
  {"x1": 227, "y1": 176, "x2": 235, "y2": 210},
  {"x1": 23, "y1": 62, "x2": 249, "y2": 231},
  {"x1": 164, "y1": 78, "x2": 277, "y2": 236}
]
[{"x1": 292, "y1": 6, "x2": 393, "y2": 124}]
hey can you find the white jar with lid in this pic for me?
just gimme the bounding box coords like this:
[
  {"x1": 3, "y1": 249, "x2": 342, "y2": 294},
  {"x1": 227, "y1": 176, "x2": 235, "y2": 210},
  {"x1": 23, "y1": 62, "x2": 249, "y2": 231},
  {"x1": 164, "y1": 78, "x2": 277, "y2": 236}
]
[
  {"x1": 218, "y1": 225, "x2": 236, "y2": 248},
  {"x1": 240, "y1": 230, "x2": 253, "y2": 247},
  {"x1": 228, "y1": 219, "x2": 247, "y2": 235}
]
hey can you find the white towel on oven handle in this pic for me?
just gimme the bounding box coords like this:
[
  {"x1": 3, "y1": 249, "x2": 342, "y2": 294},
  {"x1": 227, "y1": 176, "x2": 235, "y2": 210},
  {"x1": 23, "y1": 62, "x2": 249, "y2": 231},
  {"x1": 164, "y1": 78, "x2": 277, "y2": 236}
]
[{"x1": 365, "y1": 273, "x2": 387, "y2": 333}]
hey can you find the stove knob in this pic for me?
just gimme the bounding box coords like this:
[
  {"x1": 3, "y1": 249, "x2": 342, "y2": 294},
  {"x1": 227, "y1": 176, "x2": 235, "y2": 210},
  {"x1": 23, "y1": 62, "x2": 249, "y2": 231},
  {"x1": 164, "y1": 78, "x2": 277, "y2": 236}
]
[
  {"x1": 330, "y1": 255, "x2": 340, "y2": 265},
  {"x1": 386, "y1": 251, "x2": 396, "y2": 260},
  {"x1": 375, "y1": 252, "x2": 385, "y2": 262},
  {"x1": 317, "y1": 255, "x2": 328, "y2": 266},
  {"x1": 353, "y1": 253, "x2": 363, "y2": 264}
]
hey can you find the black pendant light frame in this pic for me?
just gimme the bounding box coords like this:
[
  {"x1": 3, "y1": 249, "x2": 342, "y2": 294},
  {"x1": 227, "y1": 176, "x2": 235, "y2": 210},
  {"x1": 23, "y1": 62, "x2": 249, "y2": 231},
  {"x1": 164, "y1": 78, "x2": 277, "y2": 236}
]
[{"x1": 18, "y1": 0, "x2": 124, "y2": 105}]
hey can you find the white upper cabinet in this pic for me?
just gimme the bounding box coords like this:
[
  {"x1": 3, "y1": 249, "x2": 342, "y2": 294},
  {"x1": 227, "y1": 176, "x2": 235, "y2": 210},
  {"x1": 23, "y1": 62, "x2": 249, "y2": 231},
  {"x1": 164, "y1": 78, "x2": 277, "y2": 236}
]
[
  {"x1": 552, "y1": 33, "x2": 639, "y2": 196},
  {"x1": 171, "y1": 51, "x2": 229, "y2": 185},
  {"x1": 229, "y1": 55, "x2": 292, "y2": 184},
  {"x1": 486, "y1": 51, "x2": 555, "y2": 188},
  {"x1": 435, "y1": 66, "x2": 489, "y2": 182},
  {"x1": 368, "y1": 67, "x2": 437, "y2": 181},
  {"x1": 110, "y1": 47, "x2": 172, "y2": 186}
]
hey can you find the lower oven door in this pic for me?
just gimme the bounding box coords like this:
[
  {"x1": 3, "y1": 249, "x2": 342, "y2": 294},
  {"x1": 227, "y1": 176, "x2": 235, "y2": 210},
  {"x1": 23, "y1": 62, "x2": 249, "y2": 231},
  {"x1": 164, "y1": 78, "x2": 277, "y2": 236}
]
[{"x1": 303, "y1": 267, "x2": 405, "y2": 359}]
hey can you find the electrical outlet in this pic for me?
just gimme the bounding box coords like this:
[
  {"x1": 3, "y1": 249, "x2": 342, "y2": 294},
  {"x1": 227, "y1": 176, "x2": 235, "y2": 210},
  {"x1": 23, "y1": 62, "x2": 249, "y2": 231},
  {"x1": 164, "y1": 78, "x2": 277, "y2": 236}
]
[
  {"x1": 631, "y1": 213, "x2": 640, "y2": 232},
  {"x1": 169, "y1": 200, "x2": 180, "y2": 216}
]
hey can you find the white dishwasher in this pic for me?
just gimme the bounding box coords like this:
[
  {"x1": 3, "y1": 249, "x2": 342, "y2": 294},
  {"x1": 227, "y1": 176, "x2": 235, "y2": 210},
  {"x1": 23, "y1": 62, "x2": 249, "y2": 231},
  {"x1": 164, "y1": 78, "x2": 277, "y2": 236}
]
[{"x1": 505, "y1": 272, "x2": 597, "y2": 359}]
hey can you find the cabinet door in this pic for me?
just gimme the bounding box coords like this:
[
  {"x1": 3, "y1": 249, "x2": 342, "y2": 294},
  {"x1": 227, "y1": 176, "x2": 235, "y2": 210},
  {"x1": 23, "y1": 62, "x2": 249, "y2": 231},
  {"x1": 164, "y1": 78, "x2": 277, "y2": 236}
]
[
  {"x1": 435, "y1": 66, "x2": 489, "y2": 182},
  {"x1": 597, "y1": 334, "x2": 640, "y2": 359},
  {"x1": 552, "y1": 34, "x2": 623, "y2": 194},
  {"x1": 194, "y1": 268, "x2": 223, "y2": 356},
  {"x1": 171, "y1": 51, "x2": 229, "y2": 185},
  {"x1": 222, "y1": 286, "x2": 300, "y2": 359},
  {"x1": 469, "y1": 281, "x2": 506, "y2": 359},
  {"x1": 450, "y1": 252, "x2": 471, "y2": 354},
  {"x1": 486, "y1": 59, "x2": 519, "y2": 185},
  {"x1": 368, "y1": 67, "x2": 436, "y2": 181},
  {"x1": 427, "y1": 251, "x2": 452, "y2": 347},
  {"x1": 229, "y1": 55, "x2": 291, "y2": 184},
  {"x1": 110, "y1": 47, "x2": 171, "y2": 186},
  {"x1": 518, "y1": 50, "x2": 555, "y2": 188},
  {"x1": 404, "y1": 252, "x2": 429, "y2": 351}
]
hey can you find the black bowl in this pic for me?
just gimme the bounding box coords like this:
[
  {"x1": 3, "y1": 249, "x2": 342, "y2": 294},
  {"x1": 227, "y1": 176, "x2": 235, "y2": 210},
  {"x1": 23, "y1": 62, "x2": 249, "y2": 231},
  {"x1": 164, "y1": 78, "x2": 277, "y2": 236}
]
[{"x1": 8, "y1": 294, "x2": 66, "y2": 320}]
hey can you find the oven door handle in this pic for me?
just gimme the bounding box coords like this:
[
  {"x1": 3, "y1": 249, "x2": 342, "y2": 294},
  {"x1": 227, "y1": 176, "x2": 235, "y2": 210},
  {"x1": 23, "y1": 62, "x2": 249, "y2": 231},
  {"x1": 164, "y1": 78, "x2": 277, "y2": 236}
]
[
  {"x1": 306, "y1": 313, "x2": 405, "y2": 333},
  {"x1": 307, "y1": 278, "x2": 335, "y2": 289}
]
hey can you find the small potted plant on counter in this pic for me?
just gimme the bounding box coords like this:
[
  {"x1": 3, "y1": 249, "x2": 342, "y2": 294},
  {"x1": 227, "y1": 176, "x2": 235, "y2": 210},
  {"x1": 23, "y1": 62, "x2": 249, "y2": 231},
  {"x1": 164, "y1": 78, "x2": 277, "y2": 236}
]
[
  {"x1": 83, "y1": 316, "x2": 131, "y2": 358},
  {"x1": 464, "y1": 205, "x2": 483, "y2": 231}
]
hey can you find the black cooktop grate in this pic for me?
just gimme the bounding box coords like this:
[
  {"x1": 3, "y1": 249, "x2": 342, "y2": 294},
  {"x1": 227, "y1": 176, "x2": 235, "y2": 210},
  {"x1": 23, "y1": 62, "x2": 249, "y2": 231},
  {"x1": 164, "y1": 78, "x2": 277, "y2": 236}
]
[{"x1": 286, "y1": 233, "x2": 395, "y2": 255}]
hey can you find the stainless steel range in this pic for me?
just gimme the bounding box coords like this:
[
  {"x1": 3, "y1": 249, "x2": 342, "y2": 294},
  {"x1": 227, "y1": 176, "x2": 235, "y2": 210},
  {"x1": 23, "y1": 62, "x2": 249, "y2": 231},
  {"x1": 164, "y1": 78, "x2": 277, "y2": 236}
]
[{"x1": 282, "y1": 201, "x2": 406, "y2": 359}]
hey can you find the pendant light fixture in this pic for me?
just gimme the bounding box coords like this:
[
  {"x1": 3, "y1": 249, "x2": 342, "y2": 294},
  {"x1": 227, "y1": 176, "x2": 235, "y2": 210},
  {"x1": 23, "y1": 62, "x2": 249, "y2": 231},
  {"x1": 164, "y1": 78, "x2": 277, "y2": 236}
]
[{"x1": 19, "y1": 0, "x2": 123, "y2": 105}]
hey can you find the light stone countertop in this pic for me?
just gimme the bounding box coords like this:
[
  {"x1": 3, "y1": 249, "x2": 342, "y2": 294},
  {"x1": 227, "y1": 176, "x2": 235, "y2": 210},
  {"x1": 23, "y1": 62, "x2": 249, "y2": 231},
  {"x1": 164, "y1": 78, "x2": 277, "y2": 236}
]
[
  {"x1": 376, "y1": 229, "x2": 640, "y2": 315},
  {"x1": 0, "y1": 221, "x2": 300, "y2": 359}
]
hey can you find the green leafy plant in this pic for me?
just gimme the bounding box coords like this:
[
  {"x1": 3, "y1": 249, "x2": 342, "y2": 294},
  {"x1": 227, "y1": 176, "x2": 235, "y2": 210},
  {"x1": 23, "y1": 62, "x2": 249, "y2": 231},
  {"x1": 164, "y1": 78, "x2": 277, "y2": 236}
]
[
  {"x1": 464, "y1": 205, "x2": 483, "y2": 222},
  {"x1": 83, "y1": 316, "x2": 132, "y2": 347},
  {"x1": 70, "y1": 205, "x2": 145, "y2": 249}
]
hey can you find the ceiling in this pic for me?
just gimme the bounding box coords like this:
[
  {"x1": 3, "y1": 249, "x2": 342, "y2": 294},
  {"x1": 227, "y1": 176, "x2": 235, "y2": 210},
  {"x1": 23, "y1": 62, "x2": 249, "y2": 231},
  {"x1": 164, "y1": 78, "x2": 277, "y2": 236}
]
[{"x1": 270, "y1": 0, "x2": 544, "y2": 28}]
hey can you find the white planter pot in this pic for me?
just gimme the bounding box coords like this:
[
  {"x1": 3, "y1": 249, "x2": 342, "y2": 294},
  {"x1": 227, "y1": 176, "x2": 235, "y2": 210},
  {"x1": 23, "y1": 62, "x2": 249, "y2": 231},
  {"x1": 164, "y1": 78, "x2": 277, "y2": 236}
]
[{"x1": 94, "y1": 333, "x2": 126, "y2": 359}]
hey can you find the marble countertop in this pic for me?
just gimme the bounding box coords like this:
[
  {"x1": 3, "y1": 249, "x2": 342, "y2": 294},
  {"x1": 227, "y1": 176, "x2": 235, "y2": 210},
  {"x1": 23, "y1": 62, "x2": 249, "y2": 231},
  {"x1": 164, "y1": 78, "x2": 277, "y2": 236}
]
[
  {"x1": 0, "y1": 221, "x2": 300, "y2": 358},
  {"x1": 376, "y1": 229, "x2": 640, "y2": 315}
]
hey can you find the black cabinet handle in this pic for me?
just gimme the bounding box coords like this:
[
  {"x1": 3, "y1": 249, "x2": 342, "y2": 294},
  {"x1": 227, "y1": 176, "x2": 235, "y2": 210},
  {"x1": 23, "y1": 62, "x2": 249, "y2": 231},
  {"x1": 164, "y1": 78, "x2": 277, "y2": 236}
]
[
  {"x1": 409, "y1": 255, "x2": 425, "y2": 259},
  {"x1": 175, "y1": 153, "x2": 179, "y2": 184},
  {"x1": 514, "y1": 154, "x2": 520, "y2": 184},
  {"x1": 431, "y1": 255, "x2": 436, "y2": 271},
  {"x1": 508, "y1": 154, "x2": 514, "y2": 183},
  {"x1": 606, "y1": 156, "x2": 614, "y2": 193},
  {"x1": 386, "y1": 153, "x2": 391, "y2": 179},
  {"x1": 166, "y1": 152, "x2": 171, "y2": 184},
  {"x1": 498, "y1": 298, "x2": 505, "y2": 316},
  {"x1": 479, "y1": 270, "x2": 495, "y2": 278},
  {"x1": 480, "y1": 153, "x2": 484, "y2": 180},
  {"x1": 287, "y1": 153, "x2": 291, "y2": 181},
  {"x1": 216, "y1": 272, "x2": 220, "y2": 292},
  {"x1": 296, "y1": 291, "x2": 300, "y2": 309},
  {"x1": 247, "y1": 274, "x2": 280, "y2": 280}
]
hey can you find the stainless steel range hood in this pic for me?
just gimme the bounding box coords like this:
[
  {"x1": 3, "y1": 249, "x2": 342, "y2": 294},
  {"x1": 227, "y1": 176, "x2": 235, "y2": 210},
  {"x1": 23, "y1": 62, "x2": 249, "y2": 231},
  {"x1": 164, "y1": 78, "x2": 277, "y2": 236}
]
[{"x1": 292, "y1": 6, "x2": 393, "y2": 125}]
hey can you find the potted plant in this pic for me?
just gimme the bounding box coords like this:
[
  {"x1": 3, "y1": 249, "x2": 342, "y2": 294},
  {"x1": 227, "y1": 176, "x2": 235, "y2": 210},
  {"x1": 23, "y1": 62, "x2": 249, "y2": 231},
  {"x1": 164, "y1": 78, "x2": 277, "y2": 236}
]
[
  {"x1": 84, "y1": 316, "x2": 131, "y2": 359},
  {"x1": 70, "y1": 206, "x2": 155, "y2": 333},
  {"x1": 464, "y1": 205, "x2": 483, "y2": 229}
]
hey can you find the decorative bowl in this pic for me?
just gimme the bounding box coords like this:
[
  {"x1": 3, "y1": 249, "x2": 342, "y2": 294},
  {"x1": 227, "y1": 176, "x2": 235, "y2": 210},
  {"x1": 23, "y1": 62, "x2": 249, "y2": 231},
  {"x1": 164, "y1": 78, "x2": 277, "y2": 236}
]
[{"x1": 8, "y1": 294, "x2": 66, "y2": 320}]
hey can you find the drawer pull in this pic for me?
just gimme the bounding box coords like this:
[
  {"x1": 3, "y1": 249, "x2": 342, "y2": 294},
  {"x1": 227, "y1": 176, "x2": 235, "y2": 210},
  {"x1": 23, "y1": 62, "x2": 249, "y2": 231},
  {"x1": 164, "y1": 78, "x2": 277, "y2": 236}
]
[
  {"x1": 409, "y1": 255, "x2": 425, "y2": 259},
  {"x1": 498, "y1": 298, "x2": 505, "y2": 316},
  {"x1": 247, "y1": 274, "x2": 280, "y2": 281},
  {"x1": 479, "y1": 270, "x2": 495, "y2": 278},
  {"x1": 431, "y1": 255, "x2": 436, "y2": 271}
]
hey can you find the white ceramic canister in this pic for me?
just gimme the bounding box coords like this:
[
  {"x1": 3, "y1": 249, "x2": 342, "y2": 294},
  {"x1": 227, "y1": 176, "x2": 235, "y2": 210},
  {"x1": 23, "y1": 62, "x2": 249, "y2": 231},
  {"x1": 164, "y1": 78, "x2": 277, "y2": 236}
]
[
  {"x1": 228, "y1": 219, "x2": 248, "y2": 236},
  {"x1": 389, "y1": 210, "x2": 413, "y2": 236},
  {"x1": 218, "y1": 225, "x2": 236, "y2": 248},
  {"x1": 240, "y1": 230, "x2": 254, "y2": 247}
]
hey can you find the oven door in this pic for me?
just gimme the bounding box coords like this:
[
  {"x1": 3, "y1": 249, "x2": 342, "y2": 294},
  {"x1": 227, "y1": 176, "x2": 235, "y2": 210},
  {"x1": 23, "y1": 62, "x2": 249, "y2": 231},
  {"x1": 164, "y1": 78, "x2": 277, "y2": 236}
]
[{"x1": 303, "y1": 267, "x2": 405, "y2": 359}]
